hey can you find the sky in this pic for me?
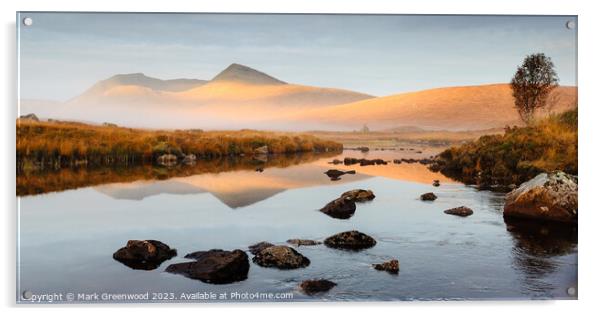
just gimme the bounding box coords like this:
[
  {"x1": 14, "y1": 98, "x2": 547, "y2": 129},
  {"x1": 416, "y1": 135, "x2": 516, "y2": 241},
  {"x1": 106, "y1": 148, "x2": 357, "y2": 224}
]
[{"x1": 18, "y1": 13, "x2": 577, "y2": 101}]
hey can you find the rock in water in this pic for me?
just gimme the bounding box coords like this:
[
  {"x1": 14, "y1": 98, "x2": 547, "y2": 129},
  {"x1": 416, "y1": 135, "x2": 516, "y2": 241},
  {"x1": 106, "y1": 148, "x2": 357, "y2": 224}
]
[
  {"x1": 320, "y1": 197, "x2": 356, "y2": 219},
  {"x1": 300, "y1": 279, "x2": 337, "y2": 294},
  {"x1": 444, "y1": 206, "x2": 474, "y2": 217},
  {"x1": 373, "y1": 259, "x2": 399, "y2": 274},
  {"x1": 324, "y1": 169, "x2": 355, "y2": 180},
  {"x1": 165, "y1": 249, "x2": 249, "y2": 284},
  {"x1": 254, "y1": 145, "x2": 268, "y2": 154},
  {"x1": 252, "y1": 245, "x2": 310, "y2": 269},
  {"x1": 113, "y1": 240, "x2": 177, "y2": 270},
  {"x1": 324, "y1": 230, "x2": 377, "y2": 250},
  {"x1": 286, "y1": 239, "x2": 321, "y2": 246},
  {"x1": 341, "y1": 189, "x2": 375, "y2": 202},
  {"x1": 504, "y1": 171, "x2": 577, "y2": 223},
  {"x1": 248, "y1": 241, "x2": 274, "y2": 255},
  {"x1": 433, "y1": 179, "x2": 440, "y2": 187},
  {"x1": 420, "y1": 192, "x2": 437, "y2": 201}
]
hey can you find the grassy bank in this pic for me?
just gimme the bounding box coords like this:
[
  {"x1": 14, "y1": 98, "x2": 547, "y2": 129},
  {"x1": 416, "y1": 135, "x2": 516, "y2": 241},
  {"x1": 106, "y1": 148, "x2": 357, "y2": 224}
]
[
  {"x1": 16, "y1": 120, "x2": 342, "y2": 170},
  {"x1": 431, "y1": 109, "x2": 577, "y2": 187}
]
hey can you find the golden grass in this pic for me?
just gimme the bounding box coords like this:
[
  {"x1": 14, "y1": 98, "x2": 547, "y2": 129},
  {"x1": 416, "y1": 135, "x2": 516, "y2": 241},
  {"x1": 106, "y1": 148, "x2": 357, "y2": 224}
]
[{"x1": 16, "y1": 120, "x2": 342, "y2": 170}]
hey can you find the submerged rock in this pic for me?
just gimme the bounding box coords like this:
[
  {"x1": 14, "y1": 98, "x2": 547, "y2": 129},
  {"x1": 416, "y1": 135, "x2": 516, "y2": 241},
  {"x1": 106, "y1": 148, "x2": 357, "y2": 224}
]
[
  {"x1": 324, "y1": 230, "x2": 376, "y2": 250},
  {"x1": 113, "y1": 240, "x2": 177, "y2": 270},
  {"x1": 444, "y1": 206, "x2": 474, "y2": 217},
  {"x1": 420, "y1": 192, "x2": 437, "y2": 201},
  {"x1": 299, "y1": 279, "x2": 337, "y2": 294},
  {"x1": 504, "y1": 171, "x2": 577, "y2": 223},
  {"x1": 341, "y1": 189, "x2": 375, "y2": 202},
  {"x1": 286, "y1": 239, "x2": 321, "y2": 246},
  {"x1": 320, "y1": 196, "x2": 356, "y2": 219},
  {"x1": 373, "y1": 259, "x2": 399, "y2": 274},
  {"x1": 165, "y1": 249, "x2": 249, "y2": 284},
  {"x1": 248, "y1": 241, "x2": 275, "y2": 255},
  {"x1": 252, "y1": 245, "x2": 310, "y2": 269}
]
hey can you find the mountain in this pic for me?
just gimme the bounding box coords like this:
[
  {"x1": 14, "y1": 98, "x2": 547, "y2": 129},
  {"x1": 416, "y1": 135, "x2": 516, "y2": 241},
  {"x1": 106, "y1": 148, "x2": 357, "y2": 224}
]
[
  {"x1": 211, "y1": 63, "x2": 286, "y2": 85},
  {"x1": 54, "y1": 63, "x2": 375, "y2": 129},
  {"x1": 295, "y1": 84, "x2": 578, "y2": 131}
]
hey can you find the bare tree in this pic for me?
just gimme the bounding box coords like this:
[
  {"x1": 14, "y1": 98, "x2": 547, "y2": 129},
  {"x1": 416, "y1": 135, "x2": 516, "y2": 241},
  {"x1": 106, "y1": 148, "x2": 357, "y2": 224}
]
[{"x1": 510, "y1": 53, "x2": 559, "y2": 124}]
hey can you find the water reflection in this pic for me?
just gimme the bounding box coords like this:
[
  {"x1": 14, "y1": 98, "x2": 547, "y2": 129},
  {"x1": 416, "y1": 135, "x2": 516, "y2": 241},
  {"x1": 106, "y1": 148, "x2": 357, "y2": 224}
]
[
  {"x1": 505, "y1": 218, "x2": 577, "y2": 295},
  {"x1": 16, "y1": 151, "x2": 340, "y2": 197}
]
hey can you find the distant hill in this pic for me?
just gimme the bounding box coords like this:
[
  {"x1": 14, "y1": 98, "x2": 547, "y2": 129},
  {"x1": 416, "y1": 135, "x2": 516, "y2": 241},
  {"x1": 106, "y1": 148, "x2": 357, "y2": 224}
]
[
  {"x1": 20, "y1": 64, "x2": 577, "y2": 131},
  {"x1": 296, "y1": 84, "x2": 578, "y2": 131}
]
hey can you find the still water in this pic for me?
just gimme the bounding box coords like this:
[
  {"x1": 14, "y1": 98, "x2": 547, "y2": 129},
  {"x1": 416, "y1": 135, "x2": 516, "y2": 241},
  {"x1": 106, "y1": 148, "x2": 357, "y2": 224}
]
[{"x1": 17, "y1": 149, "x2": 577, "y2": 302}]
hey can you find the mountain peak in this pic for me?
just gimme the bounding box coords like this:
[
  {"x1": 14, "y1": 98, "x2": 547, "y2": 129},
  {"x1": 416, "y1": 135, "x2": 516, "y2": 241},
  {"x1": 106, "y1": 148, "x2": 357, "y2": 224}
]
[{"x1": 211, "y1": 63, "x2": 286, "y2": 85}]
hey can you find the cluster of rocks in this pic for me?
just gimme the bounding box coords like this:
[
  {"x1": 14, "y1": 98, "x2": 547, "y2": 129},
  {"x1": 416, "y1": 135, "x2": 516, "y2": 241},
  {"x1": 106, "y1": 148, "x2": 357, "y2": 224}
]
[
  {"x1": 393, "y1": 158, "x2": 434, "y2": 165},
  {"x1": 156, "y1": 153, "x2": 197, "y2": 167},
  {"x1": 343, "y1": 157, "x2": 388, "y2": 166}
]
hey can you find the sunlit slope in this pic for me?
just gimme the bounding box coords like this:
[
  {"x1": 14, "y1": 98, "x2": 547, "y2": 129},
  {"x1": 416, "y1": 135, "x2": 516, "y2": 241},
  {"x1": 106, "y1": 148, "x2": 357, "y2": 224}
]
[{"x1": 297, "y1": 84, "x2": 577, "y2": 131}]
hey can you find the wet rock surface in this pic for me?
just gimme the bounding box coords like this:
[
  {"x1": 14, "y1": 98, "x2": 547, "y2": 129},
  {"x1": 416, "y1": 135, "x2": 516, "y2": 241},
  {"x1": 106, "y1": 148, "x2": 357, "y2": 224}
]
[
  {"x1": 320, "y1": 196, "x2": 356, "y2": 219},
  {"x1": 420, "y1": 192, "x2": 437, "y2": 201},
  {"x1": 373, "y1": 259, "x2": 399, "y2": 274},
  {"x1": 444, "y1": 206, "x2": 474, "y2": 217},
  {"x1": 504, "y1": 171, "x2": 577, "y2": 223},
  {"x1": 165, "y1": 249, "x2": 249, "y2": 284},
  {"x1": 248, "y1": 241, "x2": 275, "y2": 255},
  {"x1": 324, "y1": 230, "x2": 377, "y2": 250},
  {"x1": 113, "y1": 240, "x2": 177, "y2": 270},
  {"x1": 252, "y1": 245, "x2": 310, "y2": 269},
  {"x1": 341, "y1": 189, "x2": 375, "y2": 202},
  {"x1": 286, "y1": 239, "x2": 321, "y2": 246},
  {"x1": 299, "y1": 279, "x2": 337, "y2": 294}
]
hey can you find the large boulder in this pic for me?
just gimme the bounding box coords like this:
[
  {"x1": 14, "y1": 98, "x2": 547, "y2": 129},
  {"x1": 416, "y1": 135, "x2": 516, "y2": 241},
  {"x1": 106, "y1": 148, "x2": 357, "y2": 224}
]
[
  {"x1": 324, "y1": 230, "x2": 376, "y2": 250},
  {"x1": 165, "y1": 249, "x2": 249, "y2": 284},
  {"x1": 444, "y1": 206, "x2": 473, "y2": 217},
  {"x1": 504, "y1": 171, "x2": 577, "y2": 223},
  {"x1": 299, "y1": 279, "x2": 337, "y2": 295},
  {"x1": 320, "y1": 196, "x2": 356, "y2": 219},
  {"x1": 341, "y1": 189, "x2": 375, "y2": 202},
  {"x1": 113, "y1": 240, "x2": 177, "y2": 270},
  {"x1": 252, "y1": 245, "x2": 310, "y2": 269}
]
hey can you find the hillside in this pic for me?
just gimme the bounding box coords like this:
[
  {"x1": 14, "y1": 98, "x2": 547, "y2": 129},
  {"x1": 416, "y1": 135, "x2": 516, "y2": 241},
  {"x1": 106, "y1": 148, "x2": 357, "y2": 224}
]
[{"x1": 296, "y1": 84, "x2": 577, "y2": 131}]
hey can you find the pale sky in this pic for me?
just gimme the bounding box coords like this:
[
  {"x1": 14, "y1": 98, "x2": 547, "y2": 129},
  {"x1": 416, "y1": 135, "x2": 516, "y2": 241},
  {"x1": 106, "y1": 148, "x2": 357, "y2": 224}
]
[{"x1": 18, "y1": 13, "x2": 577, "y2": 101}]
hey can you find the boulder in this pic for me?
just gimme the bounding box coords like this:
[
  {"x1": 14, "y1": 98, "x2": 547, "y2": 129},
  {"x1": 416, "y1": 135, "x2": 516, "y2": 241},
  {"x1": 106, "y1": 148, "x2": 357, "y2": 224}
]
[
  {"x1": 324, "y1": 230, "x2": 376, "y2": 250},
  {"x1": 320, "y1": 196, "x2": 356, "y2": 219},
  {"x1": 299, "y1": 279, "x2": 337, "y2": 294},
  {"x1": 373, "y1": 259, "x2": 399, "y2": 274},
  {"x1": 330, "y1": 159, "x2": 343, "y2": 165},
  {"x1": 252, "y1": 245, "x2": 310, "y2": 269},
  {"x1": 165, "y1": 249, "x2": 249, "y2": 284},
  {"x1": 254, "y1": 145, "x2": 269, "y2": 154},
  {"x1": 432, "y1": 180, "x2": 440, "y2": 187},
  {"x1": 341, "y1": 189, "x2": 375, "y2": 202},
  {"x1": 504, "y1": 171, "x2": 577, "y2": 223},
  {"x1": 444, "y1": 206, "x2": 474, "y2": 217},
  {"x1": 420, "y1": 192, "x2": 437, "y2": 201},
  {"x1": 113, "y1": 240, "x2": 177, "y2": 270},
  {"x1": 248, "y1": 241, "x2": 274, "y2": 255},
  {"x1": 287, "y1": 239, "x2": 321, "y2": 246}
]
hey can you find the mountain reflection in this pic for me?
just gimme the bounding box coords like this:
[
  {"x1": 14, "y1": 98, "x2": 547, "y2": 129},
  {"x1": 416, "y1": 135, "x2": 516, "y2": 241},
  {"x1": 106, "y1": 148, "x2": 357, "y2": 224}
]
[{"x1": 16, "y1": 151, "x2": 340, "y2": 197}]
